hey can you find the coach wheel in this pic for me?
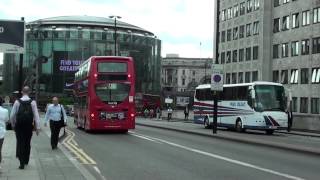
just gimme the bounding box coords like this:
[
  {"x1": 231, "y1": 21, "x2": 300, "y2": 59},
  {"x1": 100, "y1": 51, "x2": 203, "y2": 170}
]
[
  {"x1": 235, "y1": 119, "x2": 244, "y2": 133},
  {"x1": 266, "y1": 130, "x2": 274, "y2": 135},
  {"x1": 204, "y1": 117, "x2": 211, "y2": 129}
]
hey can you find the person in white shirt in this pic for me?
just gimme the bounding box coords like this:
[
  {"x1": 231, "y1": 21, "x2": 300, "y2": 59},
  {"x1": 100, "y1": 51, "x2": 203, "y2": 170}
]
[
  {"x1": 0, "y1": 97, "x2": 9, "y2": 170},
  {"x1": 44, "y1": 97, "x2": 67, "y2": 150},
  {"x1": 10, "y1": 86, "x2": 40, "y2": 169}
]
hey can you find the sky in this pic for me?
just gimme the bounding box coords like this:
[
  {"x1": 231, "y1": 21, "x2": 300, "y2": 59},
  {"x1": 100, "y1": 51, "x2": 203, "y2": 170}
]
[{"x1": 0, "y1": 0, "x2": 214, "y2": 59}]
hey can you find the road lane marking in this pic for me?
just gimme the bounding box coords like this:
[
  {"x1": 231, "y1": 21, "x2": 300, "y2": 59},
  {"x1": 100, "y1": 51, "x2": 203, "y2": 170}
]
[
  {"x1": 129, "y1": 132, "x2": 305, "y2": 180},
  {"x1": 130, "y1": 133, "x2": 163, "y2": 144},
  {"x1": 62, "y1": 129, "x2": 96, "y2": 164}
]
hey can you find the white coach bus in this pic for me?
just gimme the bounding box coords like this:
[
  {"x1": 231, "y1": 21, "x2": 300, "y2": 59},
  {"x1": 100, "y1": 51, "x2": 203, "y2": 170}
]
[{"x1": 193, "y1": 82, "x2": 292, "y2": 134}]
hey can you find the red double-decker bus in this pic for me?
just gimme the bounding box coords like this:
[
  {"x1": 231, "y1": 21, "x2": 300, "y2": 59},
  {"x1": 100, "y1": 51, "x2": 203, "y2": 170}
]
[{"x1": 73, "y1": 56, "x2": 135, "y2": 132}]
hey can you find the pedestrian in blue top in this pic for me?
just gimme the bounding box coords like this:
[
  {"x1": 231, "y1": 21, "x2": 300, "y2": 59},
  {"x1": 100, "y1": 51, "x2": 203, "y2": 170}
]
[{"x1": 44, "y1": 97, "x2": 67, "y2": 150}]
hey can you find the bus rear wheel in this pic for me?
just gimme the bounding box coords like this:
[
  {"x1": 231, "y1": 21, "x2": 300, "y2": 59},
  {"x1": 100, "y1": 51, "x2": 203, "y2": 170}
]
[
  {"x1": 235, "y1": 119, "x2": 245, "y2": 133},
  {"x1": 204, "y1": 117, "x2": 211, "y2": 129},
  {"x1": 266, "y1": 130, "x2": 274, "y2": 135}
]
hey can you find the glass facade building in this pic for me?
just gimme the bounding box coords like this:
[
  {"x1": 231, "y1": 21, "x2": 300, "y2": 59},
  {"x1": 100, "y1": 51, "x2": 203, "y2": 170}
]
[{"x1": 3, "y1": 16, "x2": 161, "y2": 96}]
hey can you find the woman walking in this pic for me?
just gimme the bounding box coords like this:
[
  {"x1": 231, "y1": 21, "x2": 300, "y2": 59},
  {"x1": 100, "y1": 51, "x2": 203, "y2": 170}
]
[{"x1": 0, "y1": 97, "x2": 9, "y2": 171}]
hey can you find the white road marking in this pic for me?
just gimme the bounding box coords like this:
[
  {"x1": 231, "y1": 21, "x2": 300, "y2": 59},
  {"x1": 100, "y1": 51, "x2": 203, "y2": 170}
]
[
  {"x1": 129, "y1": 132, "x2": 305, "y2": 180},
  {"x1": 131, "y1": 133, "x2": 163, "y2": 144}
]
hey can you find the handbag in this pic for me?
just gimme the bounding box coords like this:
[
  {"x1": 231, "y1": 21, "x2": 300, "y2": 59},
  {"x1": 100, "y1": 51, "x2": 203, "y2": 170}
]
[{"x1": 60, "y1": 105, "x2": 66, "y2": 127}]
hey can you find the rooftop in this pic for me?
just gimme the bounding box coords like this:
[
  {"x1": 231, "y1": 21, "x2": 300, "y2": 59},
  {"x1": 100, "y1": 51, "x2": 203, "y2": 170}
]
[{"x1": 27, "y1": 15, "x2": 153, "y2": 35}]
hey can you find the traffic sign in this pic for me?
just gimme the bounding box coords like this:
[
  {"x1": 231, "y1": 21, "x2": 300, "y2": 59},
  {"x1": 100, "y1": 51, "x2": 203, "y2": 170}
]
[{"x1": 211, "y1": 64, "x2": 224, "y2": 91}]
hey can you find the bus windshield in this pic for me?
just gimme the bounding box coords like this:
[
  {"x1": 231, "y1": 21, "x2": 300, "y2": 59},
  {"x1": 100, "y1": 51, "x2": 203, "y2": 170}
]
[
  {"x1": 95, "y1": 83, "x2": 130, "y2": 103},
  {"x1": 254, "y1": 85, "x2": 286, "y2": 112}
]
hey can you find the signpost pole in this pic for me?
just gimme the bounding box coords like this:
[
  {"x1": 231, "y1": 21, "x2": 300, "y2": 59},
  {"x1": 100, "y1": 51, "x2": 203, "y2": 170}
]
[
  {"x1": 213, "y1": 91, "x2": 218, "y2": 134},
  {"x1": 18, "y1": 17, "x2": 24, "y2": 97}
]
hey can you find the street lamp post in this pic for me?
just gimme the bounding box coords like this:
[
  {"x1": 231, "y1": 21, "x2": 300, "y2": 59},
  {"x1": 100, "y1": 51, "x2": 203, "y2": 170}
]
[{"x1": 109, "y1": 15, "x2": 121, "y2": 56}]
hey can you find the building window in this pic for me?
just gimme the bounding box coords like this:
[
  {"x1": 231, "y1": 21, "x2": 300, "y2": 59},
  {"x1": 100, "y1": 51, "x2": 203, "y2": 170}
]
[
  {"x1": 247, "y1": 0, "x2": 253, "y2": 13},
  {"x1": 311, "y1": 98, "x2": 320, "y2": 114},
  {"x1": 245, "y1": 72, "x2": 251, "y2": 83},
  {"x1": 301, "y1": 39, "x2": 310, "y2": 55},
  {"x1": 302, "y1": 10, "x2": 310, "y2": 26},
  {"x1": 253, "y1": 46, "x2": 259, "y2": 60},
  {"x1": 274, "y1": 0, "x2": 280, "y2": 7},
  {"x1": 292, "y1": 13, "x2": 299, "y2": 28},
  {"x1": 182, "y1": 78, "x2": 185, "y2": 85},
  {"x1": 273, "y1": 18, "x2": 280, "y2": 33},
  {"x1": 226, "y1": 51, "x2": 231, "y2": 63},
  {"x1": 233, "y1": 27, "x2": 238, "y2": 40},
  {"x1": 311, "y1": 68, "x2": 320, "y2": 83},
  {"x1": 240, "y1": 2, "x2": 246, "y2": 15},
  {"x1": 182, "y1": 69, "x2": 185, "y2": 75},
  {"x1": 246, "y1": 23, "x2": 251, "y2": 37},
  {"x1": 254, "y1": 0, "x2": 260, "y2": 10},
  {"x1": 283, "y1": 0, "x2": 290, "y2": 4},
  {"x1": 238, "y1": 72, "x2": 244, "y2": 83},
  {"x1": 239, "y1": 49, "x2": 244, "y2": 62},
  {"x1": 252, "y1": 71, "x2": 258, "y2": 81},
  {"x1": 290, "y1": 69, "x2": 299, "y2": 84},
  {"x1": 313, "y1": 7, "x2": 320, "y2": 23},
  {"x1": 228, "y1": 7, "x2": 233, "y2": 20},
  {"x1": 273, "y1": 44, "x2": 280, "y2": 58},
  {"x1": 233, "y1": 50, "x2": 238, "y2": 62},
  {"x1": 282, "y1": 43, "x2": 289, "y2": 58},
  {"x1": 312, "y1": 37, "x2": 320, "y2": 54},
  {"x1": 221, "y1": 52, "x2": 225, "y2": 64},
  {"x1": 292, "y1": 97, "x2": 298, "y2": 112},
  {"x1": 300, "y1": 97, "x2": 308, "y2": 113},
  {"x1": 227, "y1": 29, "x2": 232, "y2": 41},
  {"x1": 226, "y1": 73, "x2": 231, "y2": 84},
  {"x1": 253, "y1": 21, "x2": 259, "y2": 35},
  {"x1": 232, "y1": 73, "x2": 237, "y2": 84},
  {"x1": 221, "y1": 31, "x2": 226, "y2": 42},
  {"x1": 221, "y1": 9, "x2": 226, "y2": 21},
  {"x1": 273, "y1": 70, "x2": 279, "y2": 82},
  {"x1": 239, "y1": 25, "x2": 245, "y2": 38},
  {"x1": 246, "y1": 47, "x2": 251, "y2": 61},
  {"x1": 234, "y1": 5, "x2": 239, "y2": 17},
  {"x1": 301, "y1": 68, "x2": 308, "y2": 84},
  {"x1": 192, "y1": 70, "x2": 195, "y2": 76},
  {"x1": 291, "y1": 41, "x2": 299, "y2": 56},
  {"x1": 282, "y1": 16, "x2": 290, "y2": 31},
  {"x1": 281, "y1": 70, "x2": 288, "y2": 84}
]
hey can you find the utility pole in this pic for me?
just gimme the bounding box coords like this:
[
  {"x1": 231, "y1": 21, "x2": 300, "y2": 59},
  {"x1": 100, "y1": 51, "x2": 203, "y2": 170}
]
[
  {"x1": 109, "y1": 16, "x2": 121, "y2": 56},
  {"x1": 18, "y1": 17, "x2": 25, "y2": 97}
]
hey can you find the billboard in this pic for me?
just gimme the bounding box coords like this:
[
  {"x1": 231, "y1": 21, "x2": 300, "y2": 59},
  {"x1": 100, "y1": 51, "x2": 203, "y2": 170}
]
[{"x1": 0, "y1": 20, "x2": 25, "y2": 53}]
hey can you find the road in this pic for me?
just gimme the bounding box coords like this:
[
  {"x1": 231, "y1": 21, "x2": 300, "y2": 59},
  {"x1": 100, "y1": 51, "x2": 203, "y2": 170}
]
[{"x1": 66, "y1": 124, "x2": 320, "y2": 180}]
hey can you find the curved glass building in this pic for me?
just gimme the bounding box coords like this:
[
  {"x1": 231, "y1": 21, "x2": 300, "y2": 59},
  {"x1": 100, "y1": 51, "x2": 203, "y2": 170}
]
[{"x1": 3, "y1": 16, "x2": 161, "y2": 96}]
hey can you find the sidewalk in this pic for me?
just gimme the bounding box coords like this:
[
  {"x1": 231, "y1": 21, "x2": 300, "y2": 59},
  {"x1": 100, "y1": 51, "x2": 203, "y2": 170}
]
[
  {"x1": 0, "y1": 128, "x2": 86, "y2": 180},
  {"x1": 136, "y1": 118, "x2": 320, "y2": 156}
]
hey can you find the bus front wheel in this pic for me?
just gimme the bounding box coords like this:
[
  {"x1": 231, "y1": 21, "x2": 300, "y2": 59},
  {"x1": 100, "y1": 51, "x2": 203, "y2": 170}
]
[
  {"x1": 235, "y1": 119, "x2": 245, "y2": 133},
  {"x1": 204, "y1": 117, "x2": 211, "y2": 129},
  {"x1": 266, "y1": 130, "x2": 274, "y2": 135}
]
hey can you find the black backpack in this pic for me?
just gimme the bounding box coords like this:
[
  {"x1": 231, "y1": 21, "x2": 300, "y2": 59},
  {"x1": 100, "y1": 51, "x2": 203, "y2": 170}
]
[{"x1": 16, "y1": 99, "x2": 34, "y2": 125}]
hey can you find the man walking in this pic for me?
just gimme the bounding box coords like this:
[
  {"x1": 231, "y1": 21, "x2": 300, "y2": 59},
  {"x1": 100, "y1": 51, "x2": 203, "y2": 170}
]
[
  {"x1": 10, "y1": 86, "x2": 40, "y2": 169},
  {"x1": 44, "y1": 97, "x2": 67, "y2": 150}
]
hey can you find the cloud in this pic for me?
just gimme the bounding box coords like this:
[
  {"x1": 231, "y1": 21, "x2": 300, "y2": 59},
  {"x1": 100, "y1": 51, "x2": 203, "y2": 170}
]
[{"x1": 0, "y1": 0, "x2": 214, "y2": 58}]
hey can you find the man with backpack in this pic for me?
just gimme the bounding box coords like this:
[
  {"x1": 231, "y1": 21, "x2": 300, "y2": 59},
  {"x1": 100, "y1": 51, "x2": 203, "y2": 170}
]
[{"x1": 10, "y1": 86, "x2": 40, "y2": 169}]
